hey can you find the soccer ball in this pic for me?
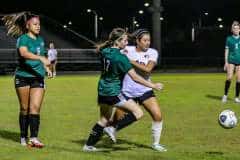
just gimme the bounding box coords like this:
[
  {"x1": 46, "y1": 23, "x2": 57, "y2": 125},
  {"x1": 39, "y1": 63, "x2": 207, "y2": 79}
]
[{"x1": 218, "y1": 109, "x2": 238, "y2": 129}]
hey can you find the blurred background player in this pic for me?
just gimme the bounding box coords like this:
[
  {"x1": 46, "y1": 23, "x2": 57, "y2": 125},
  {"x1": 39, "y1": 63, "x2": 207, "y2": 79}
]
[
  {"x1": 2, "y1": 12, "x2": 52, "y2": 148},
  {"x1": 47, "y1": 42, "x2": 58, "y2": 77},
  {"x1": 222, "y1": 21, "x2": 240, "y2": 103},
  {"x1": 105, "y1": 29, "x2": 166, "y2": 152},
  {"x1": 83, "y1": 28, "x2": 163, "y2": 152}
]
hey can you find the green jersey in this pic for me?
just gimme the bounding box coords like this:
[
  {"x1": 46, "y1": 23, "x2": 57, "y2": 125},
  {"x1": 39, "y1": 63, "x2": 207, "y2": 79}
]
[
  {"x1": 16, "y1": 34, "x2": 47, "y2": 77},
  {"x1": 98, "y1": 48, "x2": 132, "y2": 96},
  {"x1": 226, "y1": 35, "x2": 240, "y2": 64}
]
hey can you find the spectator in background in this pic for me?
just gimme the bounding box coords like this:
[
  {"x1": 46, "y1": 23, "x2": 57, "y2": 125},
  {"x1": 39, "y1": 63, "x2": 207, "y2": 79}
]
[{"x1": 48, "y1": 42, "x2": 58, "y2": 77}]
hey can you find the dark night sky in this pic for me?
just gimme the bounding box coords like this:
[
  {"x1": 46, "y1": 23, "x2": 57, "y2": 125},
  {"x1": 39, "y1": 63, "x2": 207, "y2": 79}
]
[{"x1": 1, "y1": 0, "x2": 240, "y2": 38}]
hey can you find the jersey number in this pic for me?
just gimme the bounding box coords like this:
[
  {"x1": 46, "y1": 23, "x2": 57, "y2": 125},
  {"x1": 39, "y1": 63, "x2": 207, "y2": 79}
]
[{"x1": 103, "y1": 58, "x2": 111, "y2": 72}]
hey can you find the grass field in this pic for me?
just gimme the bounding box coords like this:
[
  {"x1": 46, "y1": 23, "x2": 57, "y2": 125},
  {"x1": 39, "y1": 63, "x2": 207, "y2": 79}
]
[{"x1": 0, "y1": 73, "x2": 240, "y2": 160}]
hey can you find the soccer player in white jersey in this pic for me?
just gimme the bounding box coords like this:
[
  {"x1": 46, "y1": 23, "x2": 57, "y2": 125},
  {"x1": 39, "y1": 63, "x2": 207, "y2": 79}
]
[
  {"x1": 47, "y1": 42, "x2": 58, "y2": 77},
  {"x1": 104, "y1": 29, "x2": 167, "y2": 152}
]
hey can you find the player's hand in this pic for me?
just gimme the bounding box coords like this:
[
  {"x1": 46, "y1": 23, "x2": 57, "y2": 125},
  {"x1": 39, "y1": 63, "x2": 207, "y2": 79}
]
[
  {"x1": 47, "y1": 70, "x2": 53, "y2": 78},
  {"x1": 224, "y1": 62, "x2": 229, "y2": 71},
  {"x1": 154, "y1": 83, "x2": 164, "y2": 91},
  {"x1": 45, "y1": 66, "x2": 53, "y2": 78},
  {"x1": 39, "y1": 56, "x2": 50, "y2": 66}
]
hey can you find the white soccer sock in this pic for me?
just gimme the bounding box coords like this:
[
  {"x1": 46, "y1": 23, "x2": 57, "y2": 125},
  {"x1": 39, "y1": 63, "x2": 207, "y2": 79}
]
[{"x1": 152, "y1": 121, "x2": 163, "y2": 145}]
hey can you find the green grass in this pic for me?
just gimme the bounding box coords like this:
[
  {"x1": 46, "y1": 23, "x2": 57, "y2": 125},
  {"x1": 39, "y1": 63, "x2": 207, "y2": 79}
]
[{"x1": 0, "y1": 73, "x2": 240, "y2": 160}]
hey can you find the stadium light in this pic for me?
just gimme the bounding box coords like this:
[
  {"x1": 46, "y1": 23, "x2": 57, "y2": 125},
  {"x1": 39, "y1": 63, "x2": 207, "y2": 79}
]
[
  {"x1": 87, "y1": 9, "x2": 98, "y2": 39},
  {"x1": 138, "y1": 10, "x2": 144, "y2": 14},
  {"x1": 144, "y1": 3, "x2": 150, "y2": 7},
  {"x1": 217, "y1": 17, "x2": 223, "y2": 22}
]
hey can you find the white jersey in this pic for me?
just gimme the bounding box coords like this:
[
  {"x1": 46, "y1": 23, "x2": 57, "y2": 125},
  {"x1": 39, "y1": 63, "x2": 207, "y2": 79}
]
[
  {"x1": 121, "y1": 46, "x2": 158, "y2": 97},
  {"x1": 47, "y1": 49, "x2": 57, "y2": 61}
]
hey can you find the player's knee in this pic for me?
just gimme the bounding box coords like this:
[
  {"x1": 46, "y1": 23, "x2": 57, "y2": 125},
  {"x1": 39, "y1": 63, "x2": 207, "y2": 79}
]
[
  {"x1": 29, "y1": 104, "x2": 41, "y2": 114},
  {"x1": 155, "y1": 111, "x2": 163, "y2": 121},
  {"x1": 134, "y1": 108, "x2": 143, "y2": 120},
  {"x1": 227, "y1": 77, "x2": 233, "y2": 81},
  {"x1": 20, "y1": 107, "x2": 28, "y2": 115}
]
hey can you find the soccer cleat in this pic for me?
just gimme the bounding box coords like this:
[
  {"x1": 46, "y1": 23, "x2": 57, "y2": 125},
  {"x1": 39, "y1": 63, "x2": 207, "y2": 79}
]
[
  {"x1": 222, "y1": 95, "x2": 227, "y2": 103},
  {"x1": 235, "y1": 97, "x2": 240, "y2": 103},
  {"x1": 20, "y1": 137, "x2": 27, "y2": 146},
  {"x1": 83, "y1": 145, "x2": 99, "y2": 152},
  {"x1": 152, "y1": 144, "x2": 167, "y2": 152},
  {"x1": 28, "y1": 138, "x2": 44, "y2": 148},
  {"x1": 103, "y1": 126, "x2": 117, "y2": 143}
]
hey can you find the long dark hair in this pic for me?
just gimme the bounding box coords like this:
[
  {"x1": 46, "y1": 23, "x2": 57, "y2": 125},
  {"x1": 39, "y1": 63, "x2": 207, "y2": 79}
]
[
  {"x1": 96, "y1": 28, "x2": 127, "y2": 52},
  {"x1": 2, "y1": 11, "x2": 39, "y2": 37}
]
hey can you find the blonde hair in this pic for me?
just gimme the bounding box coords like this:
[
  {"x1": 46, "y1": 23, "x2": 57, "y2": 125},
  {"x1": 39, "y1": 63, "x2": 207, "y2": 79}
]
[
  {"x1": 2, "y1": 12, "x2": 39, "y2": 37},
  {"x1": 96, "y1": 28, "x2": 127, "y2": 52}
]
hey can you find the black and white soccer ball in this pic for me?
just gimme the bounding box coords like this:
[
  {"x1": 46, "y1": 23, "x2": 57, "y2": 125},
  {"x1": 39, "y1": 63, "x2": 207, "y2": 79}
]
[{"x1": 218, "y1": 109, "x2": 238, "y2": 129}]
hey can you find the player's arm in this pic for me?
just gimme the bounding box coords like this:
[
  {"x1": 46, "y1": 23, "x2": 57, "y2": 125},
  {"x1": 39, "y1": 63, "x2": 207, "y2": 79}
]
[
  {"x1": 131, "y1": 60, "x2": 156, "y2": 74},
  {"x1": 44, "y1": 65, "x2": 53, "y2": 78},
  {"x1": 224, "y1": 48, "x2": 229, "y2": 71},
  {"x1": 127, "y1": 68, "x2": 163, "y2": 90},
  {"x1": 224, "y1": 48, "x2": 229, "y2": 63},
  {"x1": 19, "y1": 46, "x2": 50, "y2": 66}
]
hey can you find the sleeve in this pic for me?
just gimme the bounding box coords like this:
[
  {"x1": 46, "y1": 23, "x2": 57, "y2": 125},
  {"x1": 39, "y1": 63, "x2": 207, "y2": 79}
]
[
  {"x1": 118, "y1": 55, "x2": 133, "y2": 74},
  {"x1": 16, "y1": 36, "x2": 28, "y2": 48},
  {"x1": 148, "y1": 49, "x2": 159, "y2": 62},
  {"x1": 225, "y1": 37, "x2": 230, "y2": 49},
  {"x1": 121, "y1": 46, "x2": 137, "y2": 61}
]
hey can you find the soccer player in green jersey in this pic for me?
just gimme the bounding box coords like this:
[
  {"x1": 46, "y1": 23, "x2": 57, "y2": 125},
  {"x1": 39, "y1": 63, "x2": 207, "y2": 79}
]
[
  {"x1": 222, "y1": 21, "x2": 240, "y2": 103},
  {"x1": 2, "y1": 12, "x2": 52, "y2": 148},
  {"x1": 83, "y1": 28, "x2": 163, "y2": 152}
]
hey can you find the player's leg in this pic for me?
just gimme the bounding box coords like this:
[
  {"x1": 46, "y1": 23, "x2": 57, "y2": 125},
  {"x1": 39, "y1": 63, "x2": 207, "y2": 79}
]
[
  {"x1": 53, "y1": 61, "x2": 57, "y2": 77},
  {"x1": 16, "y1": 86, "x2": 30, "y2": 146},
  {"x1": 28, "y1": 78, "x2": 45, "y2": 148},
  {"x1": 142, "y1": 96, "x2": 166, "y2": 152},
  {"x1": 235, "y1": 65, "x2": 240, "y2": 103},
  {"x1": 15, "y1": 77, "x2": 31, "y2": 146},
  {"x1": 49, "y1": 63, "x2": 54, "y2": 77},
  {"x1": 222, "y1": 64, "x2": 235, "y2": 103},
  {"x1": 83, "y1": 104, "x2": 113, "y2": 151},
  {"x1": 103, "y1": 99, "x2": 143, "y2": 143},
  {"x1": 113, "y1": 99, "x2": 143, "y2": 130}
]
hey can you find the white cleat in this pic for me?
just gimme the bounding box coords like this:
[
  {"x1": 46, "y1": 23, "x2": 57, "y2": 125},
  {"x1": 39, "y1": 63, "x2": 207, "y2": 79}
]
[
  {"x1": 152, "y1": 144, "x2": 167, "y2": 152},
  {"x1": 235, "y1": 97, "x2": 240, "y2": 103},
  {"x1": 103, "y1": 126, "x2": 117, "y2": 143},
  {"x1": 20, "y1": 137, "x2": 27, "y2": 146},
  {"x1": 83, "y1": 145, "x2": 99, "y2": 152},
  {"x1": 28, "y1": 137, "x2": 44, "y2": 148},
  {"x1": 222, "y1": 95, "x2": 227, "y2": 103}
]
